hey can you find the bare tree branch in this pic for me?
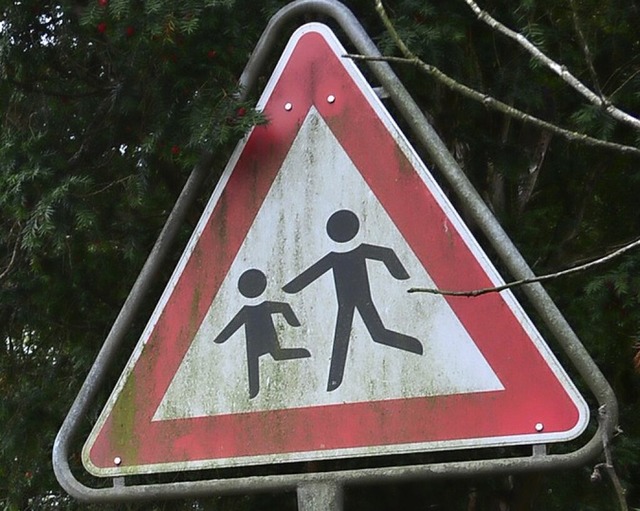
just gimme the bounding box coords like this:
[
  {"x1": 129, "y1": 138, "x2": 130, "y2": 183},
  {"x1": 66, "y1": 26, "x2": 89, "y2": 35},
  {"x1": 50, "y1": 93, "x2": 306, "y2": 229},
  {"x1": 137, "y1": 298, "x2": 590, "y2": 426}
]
[
  {"x1": 360, "y1": 0, "x2": 640, "y2": 157},
  {"x1": 408, "y1": 237, "x2": 640, "y2": 297},
  {"x1": 346, "y1": 53, "x2": 640, "y2": 157},
  {"x1": 462, "y1": 0, "x2": 640, "y2": 131}
]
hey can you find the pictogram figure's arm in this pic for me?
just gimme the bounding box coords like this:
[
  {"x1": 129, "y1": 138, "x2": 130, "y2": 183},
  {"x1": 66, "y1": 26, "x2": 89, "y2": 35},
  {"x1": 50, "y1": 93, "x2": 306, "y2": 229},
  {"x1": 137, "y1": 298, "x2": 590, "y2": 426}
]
[
  {"x1": 283, "y1": 254, "x2": 334, "y2": 293},
  {"x1": 213, "y1": 308, "x2": 247, "y2": 344},
  {"x1": 360, "y1": 243, "x2": 410, "y2": 280},
  {"x1": 265, "y1": 301, "x2": 301, "y2": 327}
]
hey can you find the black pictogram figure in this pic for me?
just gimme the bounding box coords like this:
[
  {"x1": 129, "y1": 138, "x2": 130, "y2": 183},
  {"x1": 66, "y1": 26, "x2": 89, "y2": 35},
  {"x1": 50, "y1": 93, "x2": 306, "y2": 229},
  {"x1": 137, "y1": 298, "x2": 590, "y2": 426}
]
[
  {"x1": 283, "y1": 209, "x2": 423, "y2": 391},
  {"x1": 213, "y1": 268, "x2": 311, "y2": 399}
]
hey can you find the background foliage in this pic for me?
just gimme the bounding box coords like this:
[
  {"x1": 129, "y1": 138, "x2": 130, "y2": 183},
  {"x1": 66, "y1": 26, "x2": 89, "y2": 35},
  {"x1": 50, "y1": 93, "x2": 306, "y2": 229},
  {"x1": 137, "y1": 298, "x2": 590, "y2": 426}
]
[{"x1": 1, "y1": 0, "x2": 639, "y2": 509}]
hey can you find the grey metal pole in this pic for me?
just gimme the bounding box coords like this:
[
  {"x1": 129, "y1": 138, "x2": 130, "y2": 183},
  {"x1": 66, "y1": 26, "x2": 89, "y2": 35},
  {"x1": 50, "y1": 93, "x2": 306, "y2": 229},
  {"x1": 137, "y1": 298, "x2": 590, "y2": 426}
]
[{"x1": 297, "y1": 482, "x2": 344, "y2": 511}]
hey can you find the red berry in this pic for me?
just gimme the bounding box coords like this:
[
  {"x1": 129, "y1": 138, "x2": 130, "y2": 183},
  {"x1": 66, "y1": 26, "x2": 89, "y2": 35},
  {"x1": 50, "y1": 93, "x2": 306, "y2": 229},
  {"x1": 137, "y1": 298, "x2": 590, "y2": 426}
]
[
  {"x1": 98, "y1": 0, "x2": 108, "y2": 6},
  {"x1": 236, "y1": 107, "x2": 247, "y2": 118},
  {"x1": 125, "y1": 26, "x2": 135, "y2": 37},
  {"x1": 97, "y1": 22, "x2": 107, "y2": 34},
  {"x1": 207, "y1": 49, "x2": 217, "y2": 59},
  {"x1": 170, "y1": 145, "x2": 181, "y2": 155}
]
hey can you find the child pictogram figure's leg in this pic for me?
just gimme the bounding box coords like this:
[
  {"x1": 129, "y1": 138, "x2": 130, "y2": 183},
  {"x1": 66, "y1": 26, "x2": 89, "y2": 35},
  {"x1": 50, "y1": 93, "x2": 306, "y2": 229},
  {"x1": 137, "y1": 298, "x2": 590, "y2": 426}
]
[{"x1": 272, "y1": 346, "x2": 311, "y2": 360}]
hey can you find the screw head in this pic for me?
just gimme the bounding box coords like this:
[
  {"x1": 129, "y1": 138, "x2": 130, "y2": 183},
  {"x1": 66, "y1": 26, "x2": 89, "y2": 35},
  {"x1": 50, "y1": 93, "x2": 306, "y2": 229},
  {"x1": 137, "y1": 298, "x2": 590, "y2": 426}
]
[
  {"x1": 114, "y1": 456, "x2": 122, "y2": 466},
  {"x1": 284, "y1": 102, "x2": 293, "y2": 111},
  {"x1": 535, "y1": 422, "x2": 544, "y2": 432},
  {"x1": 327, "y1": 94, "x2": 336, "y2": 104}
]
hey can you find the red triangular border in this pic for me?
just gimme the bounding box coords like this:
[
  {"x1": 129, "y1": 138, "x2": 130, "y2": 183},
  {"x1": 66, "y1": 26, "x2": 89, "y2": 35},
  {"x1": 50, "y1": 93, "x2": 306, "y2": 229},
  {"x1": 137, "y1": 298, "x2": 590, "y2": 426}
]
[{"x1": 84, "y1": 24, "x2": 587, "y2": 475}]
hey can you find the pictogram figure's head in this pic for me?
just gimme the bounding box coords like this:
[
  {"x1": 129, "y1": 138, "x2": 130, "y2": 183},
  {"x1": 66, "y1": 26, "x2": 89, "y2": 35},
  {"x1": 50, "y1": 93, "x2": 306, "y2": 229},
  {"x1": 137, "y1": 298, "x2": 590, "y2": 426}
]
[
  {"x1": 326, "y1": 209, "x2": 359, "y2": 243},
  {"x1": 238, "y1": 268, "x2": 267, "y2": 298}
]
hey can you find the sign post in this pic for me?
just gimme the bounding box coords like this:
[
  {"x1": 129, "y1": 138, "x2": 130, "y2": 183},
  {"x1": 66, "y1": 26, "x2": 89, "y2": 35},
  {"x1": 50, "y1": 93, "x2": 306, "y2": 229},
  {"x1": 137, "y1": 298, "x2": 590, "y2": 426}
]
[
  {"x1": 54, "y1": 1, "x2": 617, "y2": 507},
  {"x1": 297, "y1": 482, "x2": 344, "y2": 511}
]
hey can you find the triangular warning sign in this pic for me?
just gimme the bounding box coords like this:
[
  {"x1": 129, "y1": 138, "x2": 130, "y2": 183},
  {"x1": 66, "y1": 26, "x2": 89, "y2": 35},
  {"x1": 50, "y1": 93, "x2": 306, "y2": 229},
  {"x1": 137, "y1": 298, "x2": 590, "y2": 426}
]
[{"x1": 82, "y1": 23, "x2": 588, "y2": 477}]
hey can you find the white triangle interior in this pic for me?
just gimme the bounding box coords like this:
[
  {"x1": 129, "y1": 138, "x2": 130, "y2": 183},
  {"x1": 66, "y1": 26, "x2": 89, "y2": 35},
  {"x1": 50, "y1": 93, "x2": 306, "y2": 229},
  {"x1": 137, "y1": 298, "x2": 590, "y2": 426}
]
[{"x1": 154, "y1": 108, "x2": 503, "y2": 421}]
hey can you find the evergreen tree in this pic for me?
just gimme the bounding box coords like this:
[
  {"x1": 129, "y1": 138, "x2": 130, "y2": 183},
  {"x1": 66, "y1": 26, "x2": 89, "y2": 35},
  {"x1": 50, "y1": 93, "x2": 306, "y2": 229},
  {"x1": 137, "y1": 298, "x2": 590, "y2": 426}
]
[{"x1": 1, "y1": 0, "x2": 639, "y2": 509}]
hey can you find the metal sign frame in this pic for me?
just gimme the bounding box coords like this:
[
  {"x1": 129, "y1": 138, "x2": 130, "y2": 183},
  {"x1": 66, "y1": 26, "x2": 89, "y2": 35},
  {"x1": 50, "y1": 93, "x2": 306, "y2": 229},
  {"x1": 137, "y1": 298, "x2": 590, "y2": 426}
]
[{"x1": 53, "y1": 0, "x2": 617, "y2": 506}]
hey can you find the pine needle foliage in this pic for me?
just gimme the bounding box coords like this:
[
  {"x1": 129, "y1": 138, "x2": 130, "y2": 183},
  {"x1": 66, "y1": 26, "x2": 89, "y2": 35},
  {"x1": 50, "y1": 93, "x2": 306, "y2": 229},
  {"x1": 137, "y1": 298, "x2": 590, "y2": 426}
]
[{"x1": 1, "y1": 0, "x2": 640, "y2": 509}]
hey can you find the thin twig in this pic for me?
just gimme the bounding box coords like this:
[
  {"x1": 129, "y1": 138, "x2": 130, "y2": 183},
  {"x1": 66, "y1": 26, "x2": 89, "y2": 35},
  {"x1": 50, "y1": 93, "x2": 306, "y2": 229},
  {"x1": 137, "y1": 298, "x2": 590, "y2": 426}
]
[
  {"x1": 346, "y1": 53, "x2": 640, "y2": 157},
  {"x1": 608, "y1": 67, "x2": 640, "y2": 100},
  {"x1": 77, "y1": 175, "x2": 133, "y2": 198},
  {"x1": 0, "y1": 226, "x2": 21, "y2": 283},
  {"x1": 461, "y1": 0, "x2": 640, "y2": 131},
  {"x1": 408, "y1": 237, "x2": 640, "y2": 296},
  {"x1": 592, "y1": 405, "x2": 629, "y2": 511},
  {"x1": 6, "y1": 77, "x2": 106, "y2": 100},
  {"x1": 568, "y1": 0, "x2": 603, "y2": 98}
]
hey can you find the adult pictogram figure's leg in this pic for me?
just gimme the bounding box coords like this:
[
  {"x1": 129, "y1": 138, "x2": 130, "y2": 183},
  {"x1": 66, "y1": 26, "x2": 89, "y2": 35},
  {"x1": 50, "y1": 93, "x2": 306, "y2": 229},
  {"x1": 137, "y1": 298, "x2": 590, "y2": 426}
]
[
  {"x1": 327, "y1": 305, "x2": 356, "y2": 391},
  {"x1": 247, "y1": 353, "x2": 260, "y2": 399},
  {"x1": 358, "y1": 302, "x2": 423, "y2": 355}
]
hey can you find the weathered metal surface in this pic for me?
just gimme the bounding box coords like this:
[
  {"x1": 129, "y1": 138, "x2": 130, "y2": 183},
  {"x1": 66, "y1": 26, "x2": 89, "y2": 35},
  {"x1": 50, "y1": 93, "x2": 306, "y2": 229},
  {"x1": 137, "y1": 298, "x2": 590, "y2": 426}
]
[
  {"x1": 52, "y1": 0, "x2": 617, "y2": 504},
  {"x1": 297, "y1": 482, "x2": 344, "y2": 511},
  {"x1": 81, "y1": 23, "x2": 587, "y2": 478}
]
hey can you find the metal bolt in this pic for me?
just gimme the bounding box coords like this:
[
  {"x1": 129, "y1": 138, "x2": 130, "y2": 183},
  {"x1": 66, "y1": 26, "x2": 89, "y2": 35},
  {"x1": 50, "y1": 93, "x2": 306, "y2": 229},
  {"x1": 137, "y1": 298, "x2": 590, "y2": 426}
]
[
  {"x1": 327, "y1": 94, "x2": 336, "y2": 104},
  {"x1": 114, "y1": 456, "x2": 122, "y2": 466},
  {"x1": 535, "y1": 422, "x2": 544, "y2": 432},
  {"x1": 284, "y1": 102, "x2": 293, "y2": 111}
]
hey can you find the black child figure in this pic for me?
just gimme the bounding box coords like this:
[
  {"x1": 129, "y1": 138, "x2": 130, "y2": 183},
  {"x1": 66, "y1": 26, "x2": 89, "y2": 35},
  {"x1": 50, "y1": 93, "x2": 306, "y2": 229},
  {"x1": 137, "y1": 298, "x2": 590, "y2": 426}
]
[
  {"x1": 213, "y1": 268, "x2": 311, "y2": 399},
  {"x1": 283, "y1": 209, "x2": 423, "y2": 392}
]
